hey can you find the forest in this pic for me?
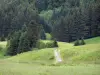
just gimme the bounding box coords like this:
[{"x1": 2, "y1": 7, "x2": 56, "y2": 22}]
[
  {"x1": 0, "y1": 0, "x2": 100, "y2": 55},
  {"x1": 0, "y1": 0, "x2": 100, "y2": 41}
]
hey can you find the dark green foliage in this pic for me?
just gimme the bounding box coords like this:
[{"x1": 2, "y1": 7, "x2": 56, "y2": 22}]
[
  {"x1": 6, "y1": 19, "x2": 42, "y2": 55},
  {"x1": 35, "y1": 0, "x2": 66, "y2": 11},
  {"x1": 6, "y1": 31, "x2": 21, "y2": 56},
  {"x1": 45, "y1": 40, "x2": 58, "y2": 48},
  {"x1": 40, "y1": 29, "x2": 46, "y2": 40},
  {"x1": 18, "y1": 20, "x2": 42, "y2": 53},
  {"x1": 46, "y1": 42, "x2": 54, "y2": 48},
  {"x1": 0, "y1": 35, "x2": 5, "y2": 41},
  {"x1": 39, "y1": 17, "x2": 52, "y2": 33},
  {"x1": 21, "y1": 24, "x2": 27, "y2": 33},
  {"x1": 51, "y1": 1, "x2": 100, "y2": 42},
  {"x1": 80, "y1": 38, "x2": 86, "y2": 45},
  {"x1": 7, "y1": 32, "x2": 15, "y2": 40},
  {"x1": 0, "y1": 0, "x2": 100, "y2": 43},
  {"x1": 74, "y1": 39, "x2": 80, "y2": 46},
  {"x1": 74, "y1": 38, "x2": 86, "y2": 46},
  {"x1": 17, "y1": 32, "x2": 31, "y2": 53},
  {"x1": 36, "y1": 40, "x2": 58, "y2": 49},
  {"x1": 0, "y1": 0, "x2": 37, "y2": 37},
  {"x1": 36, "y1": 40, "x2": 46, "y2": 49},
  {"x1": 53, "y1": 40, "x2": 58, "y2": 47}
]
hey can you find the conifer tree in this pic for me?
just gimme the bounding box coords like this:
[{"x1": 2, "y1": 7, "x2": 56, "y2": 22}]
[
  {"x1": 18, "y1": 20, "x2": 42, "y2": 53},
  {"x1": 6, "y1": 31, "x2": 21, "y2": 56}
]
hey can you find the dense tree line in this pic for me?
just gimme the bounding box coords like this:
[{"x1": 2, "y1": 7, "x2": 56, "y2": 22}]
[
  {"x1": 0, "y1": 0, "x2": 100, "y2": 42},
  {"x1": 35, "y1": 0, "x2": 66, "y2": 11},
  {"x1": 0, "y1": 0, "x2": 37, "y2": 37},
  {"x1": 51, "y1": 0, "x2": 100, "y2": 42},
  {"x1": 6, "y1": 19, "x2": 57, "y2": 56},
  {"x1": 6, "y1": 19, "x2": 42, "y2": 55},
  {"x1": 0, "y1": 0, "x2": 100, "y2": 55}
]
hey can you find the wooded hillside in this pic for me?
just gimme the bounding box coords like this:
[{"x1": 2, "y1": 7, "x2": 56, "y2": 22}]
[{"x1": 0, "y1": 0, "x2": 100, "y2": 42}]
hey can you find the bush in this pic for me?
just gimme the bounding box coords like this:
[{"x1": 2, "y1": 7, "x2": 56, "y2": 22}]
[
  {"x1": 36, "y1": 40, "x2": 46, "y2": 49},
  {"x1": 74, "y1": 39, "x2": 80, "y2": 46},
  {"x1": 74, "y1": 38, "x2": 86, "y2": 46},
  {"x1": 46, "y1": 42, "x2": 54, "y2": 48},
  {"x1": 53, "y1": 40, "x2": 58, "y2": 47},
  {"x1": 80, "y1": 38, "x2": 86, "y2": 45},
  {"x1": 37, "y1": 40, "x2": 58, "y2": 49},
  {"x1": 44, "y1": 40, "x2": 59, "y2": 48}
]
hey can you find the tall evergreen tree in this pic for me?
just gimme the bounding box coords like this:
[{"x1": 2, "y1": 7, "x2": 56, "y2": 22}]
[
  {"x1": 18, "y1": 20, "x2": 42, "y2": 53},
  {"x1": 6, "y1": 31, "x2": 21, "y2": 56}
]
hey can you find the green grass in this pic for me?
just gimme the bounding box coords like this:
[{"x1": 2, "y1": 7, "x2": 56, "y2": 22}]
[
  {"x1": 0, "y1": 37, "x2": 100, "y2": 75},
  {"x1": 85, "y1": 37, "x2": 100, "y2": 44},
  {"x1": 6, "y1": 37, "x2": 100, "y2": 65},
  {"x1": 0, "y1": 41, "x2": 7, "y2": 58},
  {"x1": 0, "y1": 41, "x2": 7, "y2": 48},
  {"x1": 0, "y1": 62, "x2": 100, "y2": 75}
]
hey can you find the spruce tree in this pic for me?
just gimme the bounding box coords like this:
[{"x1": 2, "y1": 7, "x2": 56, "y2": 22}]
[
  {"x1": 6, "y1": 31, "x2": 21, "y2": 56},
  {"x1": 18, "y1": 20, "x2": 41, "y2": 53}
]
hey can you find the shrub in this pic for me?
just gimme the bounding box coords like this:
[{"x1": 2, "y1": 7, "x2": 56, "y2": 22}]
[
  {"x1": 80, "y1": 38, "x2": 86, "y2": 45},
  {"x1": 45, "y1": 40, "x2": 59, "y2": 48},
  {"x1": 37, "y1": 40, "x2": 58, "y2": 49},
  {"x1": 46, "y1": 42, "x2": 54, "y2": 48},
  {"x1": 74, "y1": 39, "x2": 80, "y2": 46},
  {"x1": 53, "y1": 40, "x2": 58, "y2": 47},
  {"x1": 36, "y1": 40, "x2": 46, "y2": 49}
]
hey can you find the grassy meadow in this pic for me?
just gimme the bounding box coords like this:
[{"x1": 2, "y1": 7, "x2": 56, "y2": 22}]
[{"x1": 0, "y1": 37, "x2": 100, "y2": 75}]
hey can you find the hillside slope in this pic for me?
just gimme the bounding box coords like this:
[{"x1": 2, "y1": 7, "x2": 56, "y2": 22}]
[
  {"x1": 0, "y1": 37, "x2": 100, "y2": 75},
  {"x1": 5, "y1": 37, "x2": 100, "y2": 65}
]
